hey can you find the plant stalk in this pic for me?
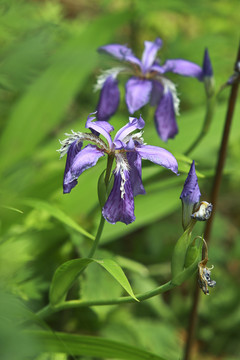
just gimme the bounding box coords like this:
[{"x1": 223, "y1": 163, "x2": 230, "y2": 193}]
[{"x1": 184, "y1": 42, "x2": 240, "y2": 360}]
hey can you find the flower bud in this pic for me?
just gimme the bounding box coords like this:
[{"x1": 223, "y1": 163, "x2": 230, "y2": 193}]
[{"x1": 180, "y1": 161, "x2": 201, "y2": 230}]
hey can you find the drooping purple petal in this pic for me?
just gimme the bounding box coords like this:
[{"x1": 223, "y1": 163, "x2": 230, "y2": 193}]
[
  {"x1": 63, "y1": 140, "x2": 82, "y2": 193},
  {"x1": 135, "y1": 144, "x2": 178, "y2": 174},
  {"x1": 127, "y1": 150, "x2": 145, "y2": 196},
  {"x1": 96, "y1": 76, "x2": 120, "y2": 121},
  {"x1": 63, "y1": 144, "x2": 104, "y2": 193},
  {"x1": 114, "y1": 116, "x2": 145, "y2": 143},
  {"x1": 154, "y1": 90, "x2": 178, "y2": 142},
  {"x1": 161, "y1": 59, "x2": 202, "y2": 78},
  {"x1": 149, "y1": 80, "x2": 164, "y2": 106},
  {"x1": 125, "y1": 77, "x2": 152, "y2": 113},
  {"x1": 102, "y1": 166, "x2": 135, "y2": 225},
  {"x1": 141, "y1": 38, "x2": 163, "y2": 73},
  {"x1": 180, "y1": 160, "x2": 201, "y2": 230},
  {"x1": 86, "y1": 113, "x2": 114, "y2": 148},
  {"x1": 98, "y1": 44, "x2": 141, "y2": 67}
]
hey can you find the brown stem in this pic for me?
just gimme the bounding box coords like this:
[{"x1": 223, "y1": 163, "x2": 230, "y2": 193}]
[{"x1": 183, "y1": 42, "x2": 240, "y2": 360}]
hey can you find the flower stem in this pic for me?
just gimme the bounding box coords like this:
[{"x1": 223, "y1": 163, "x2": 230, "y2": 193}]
[
  {"x1": 184, "y1": 42, "x2": 240, "y2": 360},
  {"x1": 185, "y1": 95, "x2": 215, "y2": 156},
  {"x1": 36, "y1": 281, "x2": 175, "y2": 319}
]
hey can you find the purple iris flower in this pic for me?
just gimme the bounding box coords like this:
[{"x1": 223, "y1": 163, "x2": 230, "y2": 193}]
[
  {"x1": 58, "y1": 113, "x2": 178, "y2": 225},
  {"x1": 96, "y1": 38, "x2": 204, "y2": 142},
  {"x1": 180, "y1": 160, "x2": 201, "y2": 230}
]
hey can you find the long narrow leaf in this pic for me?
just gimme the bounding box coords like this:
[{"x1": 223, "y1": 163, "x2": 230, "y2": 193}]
[{"x1": 28, "y1": 331, "x2": 168, "y2": 360}]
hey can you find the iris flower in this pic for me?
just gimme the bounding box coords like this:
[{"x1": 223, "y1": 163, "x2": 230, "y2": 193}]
[
  {"x1": 58, "y1": 113, "x2": 178, "y2": 225},
  {"x1": 95, "y1": 38, "x2": 206, "y2": 141}
]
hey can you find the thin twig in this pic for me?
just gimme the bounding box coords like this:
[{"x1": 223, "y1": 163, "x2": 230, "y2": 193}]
[{"x1": 184, "y1": 42, "x2": 240, "y2": 360}]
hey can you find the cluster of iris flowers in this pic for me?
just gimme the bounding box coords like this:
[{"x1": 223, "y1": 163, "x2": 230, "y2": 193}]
[{"x1": 59, "y1": 37, "x2": 213, "y2": 226}]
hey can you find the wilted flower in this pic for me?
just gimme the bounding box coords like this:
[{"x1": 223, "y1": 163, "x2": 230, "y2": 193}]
[
  {"x1": 198, "y1": 259, "x2": 216, "y2": 295},
  {"x1": 58, "y1": 113, "x2": 178, "y2": 225},
  {"x1": 95, "y1": 38, "x2": 208, "y2": 141}
]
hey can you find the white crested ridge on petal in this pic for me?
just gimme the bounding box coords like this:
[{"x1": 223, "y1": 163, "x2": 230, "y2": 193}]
[
  {"x1": 57, "y1": 130, "x2": 107, "y2": 158},
  {"x1": 161, "y1": 78, "x2": 180, "y2": 115},
  {"x1": 57, "y1": 131, "x2": 84, "y2": 158},
  {"x1": 115, "y1": 153, "x2": 130, "y2": 199},
  {"x1": 94, "y1": 67, "x2": 126, "y2": 92},
  {"x1": 123, "y1": 131, "x2": 145, "y2": 145}
]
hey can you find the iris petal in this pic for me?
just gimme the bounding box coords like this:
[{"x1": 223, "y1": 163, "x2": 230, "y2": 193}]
[
  {"x1": 136, "y1": 144, "x2": 178, "y2": 174},
  {"x1": 125, "y1": 77, "x2": 152, "y2": 113},
  {"x1": 127, "y1": 151, "x2": 146, "y2": 196},
  {"x1": 161, "y1": 59, "x2": 202, "y2": 78},
  {"x1": 98, "y1": 44, "x2": 141, "y2": 67},
  {"x1": 154, "y1": 90, "x2": 179, "y2": 142},
  {"x1": 141, "y1": 38, "x2": 163, "y2": 73},
  {"x1": 114, "y1": 116, "x2": 145, "y2": 143},
  {"x1": 86, "y1": 113, "x2": 114, "y2": 148},
  {"x1": 96, "y1": 76, "x2": 120, "y2": 121},
  {"x1": 63, "y1": 144, "x2": 104, "y2": 193},
  {"x1": 102, "y1": 167, "x2": 135, "y2": 225}
]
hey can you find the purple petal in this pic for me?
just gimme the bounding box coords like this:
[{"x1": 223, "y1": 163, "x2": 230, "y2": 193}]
[
  {"x1": 136, "y1": 145, "x2": 178, "y2": 174},
  {"x1": 63, "y1": 140, "x2": 82, "y2": 193},
  {"x1": 127, "y1": 151, "x2": 146, "y2": 196},
  {"x1": 98, "y1": 44, "x2": 141, "y2": 67},
  {"x1": 154, "y1": 91, "x2": 178, "y2": 142},
  {"x1": 63, "y1": 144, "x2": 104, "y2": 193},
  {"x1": 149, "y1": 80, "x2": 164, "y2": 106},
  {"x1": 114, "y1": 116, "x2": 145, "y2": 143},
  {"x1": 180, "y1": 161, "x2": 201, "y2": 230},
  {"x1": 149, "y1": 63, "x2": 165, "y2": 74},
  {"x1": 86, "y1": 113, "x2": 114, "y2": 148},
  {"x1": 141, "y1": 38, "x2": 163, "y2": 73},
  {"x1": 125, "y1": 77, "x2": 152, "y2": 113},
  {"x1": 102, "y1": 168, "x2": 135, "y2": 225},
  {"x1": 161, "y1": 59, "x2": 202, "y2": 78},
  {"x1": 96, "y1": 76, "x2": 120, "y2": 121}
]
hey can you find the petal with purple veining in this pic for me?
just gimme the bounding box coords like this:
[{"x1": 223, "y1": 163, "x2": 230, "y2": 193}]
[
  {"x1": 96, "y1": 76, "x2": 120, "y2": 121},
  {"x1": 161, "y1": 59, "x2": 202, "y2": 78}
]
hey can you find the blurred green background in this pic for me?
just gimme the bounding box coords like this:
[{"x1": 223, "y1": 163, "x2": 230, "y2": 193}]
[{"x1": 0, "y1": 0, "x2": 240, "y2": 359}]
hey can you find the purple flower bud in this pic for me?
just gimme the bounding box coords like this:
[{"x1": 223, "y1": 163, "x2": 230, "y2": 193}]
[
  {"x1": 180, "y1": 161, "x2": 201, "y2": 230},
  {"x1": 202, "y1": 48, "x2": 213, "y2": 78}
]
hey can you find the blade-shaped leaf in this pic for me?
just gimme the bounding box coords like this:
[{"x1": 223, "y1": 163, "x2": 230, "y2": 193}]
[
  {"x1": 28, "y1": 330, "x2": 168, "y2": 360},
  {"x1": 95, "y1": 259, "x2": 139, "y2": 302},
  {"x1": 50, "y1": 258, "x2": 93, "y2": 306},
  {"x1": 50, "y1": 258, "x2": 138, "y2": 306}
]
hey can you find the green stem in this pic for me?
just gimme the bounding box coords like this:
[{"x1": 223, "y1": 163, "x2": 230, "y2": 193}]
[
  {"x1": 36, "y1": 281, "x2": 174, "y2": 319},
  {"x1": 185, "y1": 95, "x2": 215, "y2": 156}
]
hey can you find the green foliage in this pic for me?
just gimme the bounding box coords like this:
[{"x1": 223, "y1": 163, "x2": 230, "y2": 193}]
[
  {"x1": 1, "y1": 0, "x2": 240, "y2": 359},
  {"x1": 50, "y1": 257, "x2": 138, "y2": 305}
]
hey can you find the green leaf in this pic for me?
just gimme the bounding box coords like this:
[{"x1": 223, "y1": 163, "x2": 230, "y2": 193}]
[
  {"x1": 0, "y1": 11, "x2": 131, "y2": 174},
  {"x1": 95, "y1": 259, "x2": 139, "y2": 302},
  {"x1": 50, "y1": 258, "x2": 93, "y2": 306},
  {"x1": 171, "y1": 229, "x2": 192, "y2": 279},
  {"x1": 23, "y1": 198, "x2": 94, "y2": 240},
  {"x1": 28, "y1": 330, "x2": 168, "y2": 360},
  {"x1": 50, "y1": 258, "x2": 137, "y2": 306}
]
